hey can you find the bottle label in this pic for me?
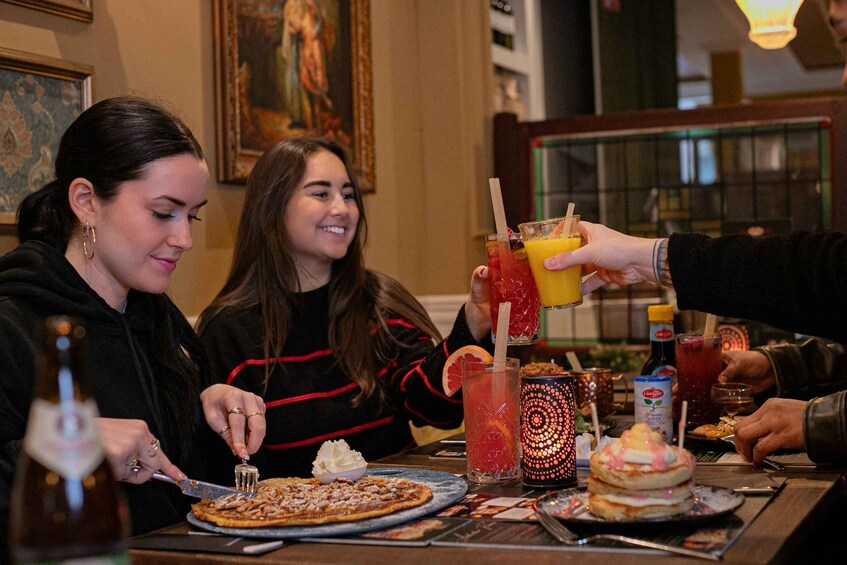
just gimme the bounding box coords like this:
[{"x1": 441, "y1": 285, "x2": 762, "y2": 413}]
[
  {"x1": 651, "y1": 364, "x2": 677, "y2": 379},
  {"x1": 24, "y1": 398, "x2": 105, "y2": 480},
  {"x1": 650, "y1": 322, "x2": 674, "y2": 342}
]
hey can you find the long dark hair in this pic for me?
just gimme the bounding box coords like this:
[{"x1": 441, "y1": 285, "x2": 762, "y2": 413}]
[
  {"x1": 198, "y1": 138, "x2": 440, "y2": 404},
  {"x1": 17, "y1": 96, "x2": 207, "y2": 462}
]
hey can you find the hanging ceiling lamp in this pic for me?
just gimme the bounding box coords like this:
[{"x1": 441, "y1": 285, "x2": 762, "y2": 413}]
[{"x1": 734, "y1": 0, "x2": 805, "y2": 49}]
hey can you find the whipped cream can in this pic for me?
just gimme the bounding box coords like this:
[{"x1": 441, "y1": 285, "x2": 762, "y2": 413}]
[{"x1": 634, "y1": 375, "x2": 673, "y2": 444}]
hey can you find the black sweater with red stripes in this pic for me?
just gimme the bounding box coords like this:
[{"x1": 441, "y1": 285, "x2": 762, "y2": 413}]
[{"x1": 199, "y1": 283, "x2": 485, "y2": 478}]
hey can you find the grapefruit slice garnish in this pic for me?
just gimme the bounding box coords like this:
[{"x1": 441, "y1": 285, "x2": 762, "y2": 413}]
[{"x1": 442, "y1": 345, "x2": 493, "y2": 397}]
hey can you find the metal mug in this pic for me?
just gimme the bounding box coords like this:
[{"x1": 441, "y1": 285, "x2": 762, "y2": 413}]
[{"x1": 572, "y1": 367, "x2": 628, "y2": 419}]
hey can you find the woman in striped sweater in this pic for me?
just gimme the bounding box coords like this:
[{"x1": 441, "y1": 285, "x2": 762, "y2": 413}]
[{"x1": 197, "y1": 138, "x2": 491, "y2": 477}]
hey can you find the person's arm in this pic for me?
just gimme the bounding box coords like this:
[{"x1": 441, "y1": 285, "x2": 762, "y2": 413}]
[
  {"x1": 757, "y1": 339, "x2": 847, "y2": 400},
  {"x1": 669, "y1": 231, "x2": 847, "y2": 343},
  {"x1": 384, "y1": 305, "x2": 483, "y2": 430},
  {"x1": 804, "y1": 390, "x2": 847, "y2": 463}
]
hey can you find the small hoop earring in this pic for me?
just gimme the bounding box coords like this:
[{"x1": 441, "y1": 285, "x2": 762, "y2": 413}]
[{"x1": 83, "y1": 222, "x2": 96, "y2": 261}]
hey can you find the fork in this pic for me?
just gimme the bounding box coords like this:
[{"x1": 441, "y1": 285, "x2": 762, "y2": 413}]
[
  {"x1": 235, "y1": 458, "x2": 259, "y2": 495},
  {"x1": 534, "y1": 504, "x2": 720, "y2": 561}
]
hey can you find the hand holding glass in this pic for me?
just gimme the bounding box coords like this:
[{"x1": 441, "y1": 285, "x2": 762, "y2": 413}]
[{"x1": 710, "y1": 383, "x2": 753, "y2": 418}]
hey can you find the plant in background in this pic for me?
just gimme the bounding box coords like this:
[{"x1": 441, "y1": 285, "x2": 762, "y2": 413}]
[{"x1": 581, "y1": 342, "x2": 646, "y2": 373}]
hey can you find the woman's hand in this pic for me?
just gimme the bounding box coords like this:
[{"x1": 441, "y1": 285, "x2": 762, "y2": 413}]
[
  {"x1": 200, "y1": 384, "x2": 266, "y2": 460},
  {"x1": 98, "y1": 417, "x2": 184, "y2": 484},
  {"x1": 719, "y1": 350, "x2": 775, "y2": 394},
  {"x1": 733, "y1": 398, "x2": 807, "y2": 464},
  {"x1": 541, "y1": 221, "x2": 659, "y2": 294},
  {"x1": 464, "y1": 265, "x2": 491, "y2": 342}
]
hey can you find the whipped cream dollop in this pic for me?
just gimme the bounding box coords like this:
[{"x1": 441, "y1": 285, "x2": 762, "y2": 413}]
[
  {"x1": 597, "y1": 423, "x2": 677, "y2": 471},
  {"x1": 311, "y1": 439, "x2": 367, "y2": 475}
]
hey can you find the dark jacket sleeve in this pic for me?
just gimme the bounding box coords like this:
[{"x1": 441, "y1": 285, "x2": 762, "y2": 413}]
[
  {"x1": 755, "y1": 339, "x2": 847, "y2": 464},
  {"x1": 386, "y1": 306, "x2": 492, "y2": 429},
  {"x1": 0, "y1": 301, "x2": 39, "y2": 562},
  {"x1": 757, "y1": 339, "x2": 847, "y2": 400},
  {"x1": 668, "y1": 231, "x2": 847, "y2": 344}
]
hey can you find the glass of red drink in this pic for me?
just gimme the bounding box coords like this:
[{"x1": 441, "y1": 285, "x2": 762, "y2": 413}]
[
  {"x1": 485, "y1": 233, "x2": 540, "y2": 345},
  {"x1": 675, "y1": 333, "x2": 723, "y2": 427},
  {"x1": 462, "y1": 357, "x2": 520, "y2": 484}
]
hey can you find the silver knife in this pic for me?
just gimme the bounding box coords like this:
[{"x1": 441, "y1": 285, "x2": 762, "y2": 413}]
[{"x1": 152, "y1": 472, "x2": 254, "y2": 499}]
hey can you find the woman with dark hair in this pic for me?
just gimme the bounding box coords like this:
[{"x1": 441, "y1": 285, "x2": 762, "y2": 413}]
[
  {"x1": 197, "y1": 138, "x2": 491, "y2": 477},
  {"x1": 0, "y1": 96, "x2": 265, "y2": 554}
]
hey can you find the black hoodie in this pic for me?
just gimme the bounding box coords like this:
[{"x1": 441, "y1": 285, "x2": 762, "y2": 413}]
[{"x1": 0, "y1": 240, "x2": 207, "y2": 557}]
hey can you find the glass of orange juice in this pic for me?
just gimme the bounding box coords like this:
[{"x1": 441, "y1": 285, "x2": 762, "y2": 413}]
[{"x1": 518, "y1": 216, "x2": 582, "y2": 308}]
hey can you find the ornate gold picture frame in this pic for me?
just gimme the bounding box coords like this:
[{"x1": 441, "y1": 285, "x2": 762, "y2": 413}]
[
  {"x1": 214, "y1": 0, "x2": 374, "y2": 191},
  {"x1": 1, "y1": 0, "x2": 93, "y2": 22},
  {"x1": 0, "y1": 48, "x2": 93, "y2": 224}
]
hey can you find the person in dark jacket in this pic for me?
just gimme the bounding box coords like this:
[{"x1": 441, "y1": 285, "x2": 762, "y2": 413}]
[
  {"x1": 197, "y1": 138, "x2": 491, "y2": 478},
  {"x1": 0, "y1": 96, "x2": 266, "y2": 559},
  {"x1": 541, "y1": 221, "x2": 847, "y2": 465}
]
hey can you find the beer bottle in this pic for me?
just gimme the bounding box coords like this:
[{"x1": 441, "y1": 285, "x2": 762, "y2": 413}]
[
  {"x1": 640, "y1": 304, "x2": 677, "y2": 378},
  {"x1": 10, "y1": 317, "x2": 129, "y2": 564}
]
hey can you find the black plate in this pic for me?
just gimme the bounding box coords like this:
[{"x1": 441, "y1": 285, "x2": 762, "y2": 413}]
[
  {"x1": 684, "y1": 433, "x2": 735, "y2": 450},
  {"x1": 535, "y1": 485, "x2": 744, "y2": 526}
]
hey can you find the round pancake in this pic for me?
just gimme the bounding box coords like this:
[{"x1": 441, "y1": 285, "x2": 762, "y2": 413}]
[
  {"x1": 588, "y1": 490, "x2": 694, "y2": 520},
  {"x1": 588, "y1": 446, "x2": 694, "y2": 490},
  {"x1": 587, "y1": 475, "x2": 692, "y2": 500}
]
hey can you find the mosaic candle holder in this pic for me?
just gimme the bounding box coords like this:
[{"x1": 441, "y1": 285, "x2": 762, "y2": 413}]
[{"x1": 520, "y1": 373, "x2": 578, "y2": 489}]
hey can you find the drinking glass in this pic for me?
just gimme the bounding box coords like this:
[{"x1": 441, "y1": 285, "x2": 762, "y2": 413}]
[
  {"x1": 485, "y1": 233, "x2": 540, "y2": 345},
  {"x1": 710, "y1": 383, "x2": 754, "y2": 418},
  {"x1": 518, "y1": 216, "x2": 582, "y2": 309},
  {"x1": 675, "y1": 332, "x2": 723, "y2": 427},
  {"x1": 462, "y1": 358, "x2": 520, "y2": 484}
]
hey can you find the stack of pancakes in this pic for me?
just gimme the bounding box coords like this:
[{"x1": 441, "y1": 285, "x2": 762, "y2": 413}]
[{"x1": 588, "y1": 423, "x2": 695, "y2": 520}]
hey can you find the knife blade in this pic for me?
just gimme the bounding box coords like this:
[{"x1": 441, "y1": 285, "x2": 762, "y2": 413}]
[{"x1": 152, "y1": 472, "x2": 254, "y2": 499}]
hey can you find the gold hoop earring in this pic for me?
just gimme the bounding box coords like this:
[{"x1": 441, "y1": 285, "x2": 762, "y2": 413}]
[{"x1": 83, "y1": 222, "x2": 96, "y2": 261}]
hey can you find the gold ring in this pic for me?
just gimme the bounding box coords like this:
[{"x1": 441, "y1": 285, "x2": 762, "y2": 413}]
[
  {"x1": 247, "y1": 411, "x2": 265, "y2": 419},
  {"x1": 228, "y1": 406, "x2": 245, "y2": 415},
  {"x1": 219, "y1": 425, "x2": 230, "y2": 436},
  {"x1": 148, "y1": 437, "x2": 160, "y2": 457},
  {"x1": 127, "y1": 458, "x2": 141, "y2": 473}
]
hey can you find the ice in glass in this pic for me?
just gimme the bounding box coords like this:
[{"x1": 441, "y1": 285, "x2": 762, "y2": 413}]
[{"x1": 485, "y1": 233, "x2": 540, "y2": 345}]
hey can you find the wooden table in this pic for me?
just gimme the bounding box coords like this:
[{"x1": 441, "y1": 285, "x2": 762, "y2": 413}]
[{"x1": 129, "y1": 439, "x2": 846, "y2": 564}]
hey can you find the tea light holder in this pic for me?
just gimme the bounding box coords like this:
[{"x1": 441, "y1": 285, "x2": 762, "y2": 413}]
[{"x1": 520, "y1": 373, "x2": 578, "y2": 488}]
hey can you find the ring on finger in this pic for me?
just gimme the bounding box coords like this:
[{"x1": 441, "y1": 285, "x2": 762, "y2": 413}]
[
  {"x1": 147, "y1": 436, "x2": 160, "y2": 457},
  {"x1": 127, "y1": 458, "x2": 142, "y2": 473},
  {"x1": 247, "y1": 411, "x2": 265, "y2": 419},
  {"x1": 228, "y1": 406, "x2": 245, "y2": 416},
  {"x1": 219, "y1": 425, "x2": 230, "y2": 436}
]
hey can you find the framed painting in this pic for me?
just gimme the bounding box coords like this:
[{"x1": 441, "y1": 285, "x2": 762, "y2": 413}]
[
  {"x1": 0, "y1": 48, "x2": 93, "y2": 224},
  {"x1": 214, "y1": 0, "x2": 375, "y2": 191},
  {"x1": 0, "y1": 0, "x2": 93, "y2": 22}
]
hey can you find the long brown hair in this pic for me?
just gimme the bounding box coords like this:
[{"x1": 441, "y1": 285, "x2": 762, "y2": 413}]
[{"x1": 198, "y1": 138, "x2": 440, "y2": 403}]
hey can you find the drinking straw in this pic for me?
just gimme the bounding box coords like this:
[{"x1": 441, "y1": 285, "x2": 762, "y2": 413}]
[
  {"x1": 488, "y1": 178, "x2": 516, "y2": 274},
  {"x1": 678, "y1": 400, "x2": 688, "y2": 449},
  {"x1": 492, "y1": 302, "x2": 511, "y2": 401},
  {"x1": 561, "y1": 201, "x2": 576, "y2": 236},
  {"x1": 565, "y1": 351, "x2": 583, "y2": 372},
  {"x1": 551, "y1": 202, "x2": 576, "y2": 236},
  {"x1": 703, "y1": 313, "x2": 717, "y2": 339},
  {"x1": 493, "y1": 302, "x2": 511, "y2": 371},
  {"x1": 590, "y1": 401, "x2": 602, "y2": 447}
]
